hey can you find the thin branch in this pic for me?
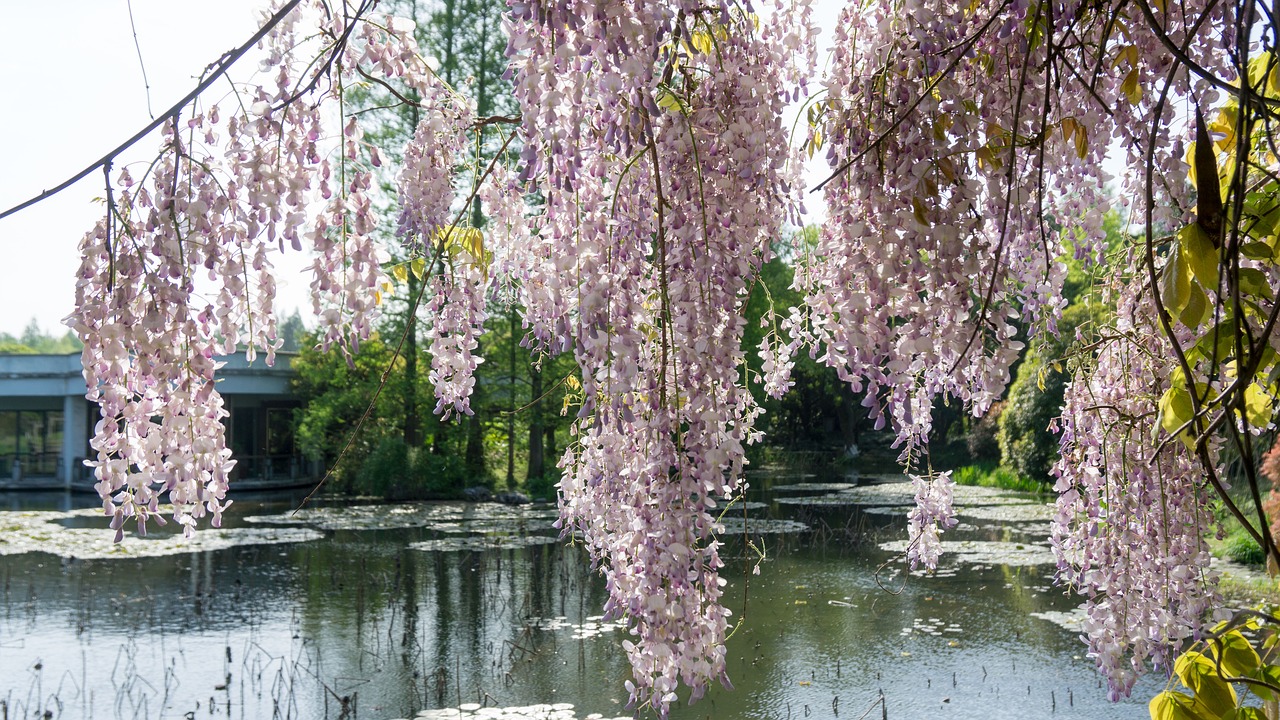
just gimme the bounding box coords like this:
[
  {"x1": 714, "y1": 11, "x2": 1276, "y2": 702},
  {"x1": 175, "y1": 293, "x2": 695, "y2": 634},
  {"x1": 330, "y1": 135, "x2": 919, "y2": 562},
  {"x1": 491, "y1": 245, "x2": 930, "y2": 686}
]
[
  {"x1": 811, "y1": 0, "x2": 1014, "y2": 194},
  {"x1": 0, "y1": 0, "x2": 305, "y2": 223}
]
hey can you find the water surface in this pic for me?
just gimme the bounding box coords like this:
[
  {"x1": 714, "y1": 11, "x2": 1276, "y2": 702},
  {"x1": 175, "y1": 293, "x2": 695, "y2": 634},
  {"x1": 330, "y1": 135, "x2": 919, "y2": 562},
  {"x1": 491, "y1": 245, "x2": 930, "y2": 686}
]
[{"x1": 0, "y1": 479, "x2": 1157, "y2": 719}]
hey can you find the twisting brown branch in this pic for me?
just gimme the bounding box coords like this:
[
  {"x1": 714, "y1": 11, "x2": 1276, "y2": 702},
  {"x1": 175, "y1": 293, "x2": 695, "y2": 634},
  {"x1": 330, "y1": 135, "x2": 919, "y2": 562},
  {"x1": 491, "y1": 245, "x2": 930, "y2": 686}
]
[
  {"x1": 0, "y1": 0, "x2": 305, "y2": 223},
  {"x1": 810, "y1": 0, "x2": 1015, "y2": 194}
]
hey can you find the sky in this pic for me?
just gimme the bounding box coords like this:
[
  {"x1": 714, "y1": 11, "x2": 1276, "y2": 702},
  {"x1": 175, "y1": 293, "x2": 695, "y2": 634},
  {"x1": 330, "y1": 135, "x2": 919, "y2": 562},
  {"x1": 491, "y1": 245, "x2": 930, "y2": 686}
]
[{"x1": 0, "y1": 0, "x2": 845, "y2": 339}]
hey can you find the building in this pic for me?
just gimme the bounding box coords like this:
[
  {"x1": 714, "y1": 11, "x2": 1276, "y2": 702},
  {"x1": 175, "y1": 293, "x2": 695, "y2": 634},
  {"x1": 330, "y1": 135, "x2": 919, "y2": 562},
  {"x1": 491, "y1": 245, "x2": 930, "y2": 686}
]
[{"x1": 0, "y1": 352, "x2": 314, "y2": 491}]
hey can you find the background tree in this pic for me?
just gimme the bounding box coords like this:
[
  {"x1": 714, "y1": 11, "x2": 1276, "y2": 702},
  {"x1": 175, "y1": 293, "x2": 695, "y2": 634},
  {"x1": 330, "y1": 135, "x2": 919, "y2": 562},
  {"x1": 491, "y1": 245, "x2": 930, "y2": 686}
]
[{"x1": 20, "y1": 0, "x2": 1280, "y2": 713}]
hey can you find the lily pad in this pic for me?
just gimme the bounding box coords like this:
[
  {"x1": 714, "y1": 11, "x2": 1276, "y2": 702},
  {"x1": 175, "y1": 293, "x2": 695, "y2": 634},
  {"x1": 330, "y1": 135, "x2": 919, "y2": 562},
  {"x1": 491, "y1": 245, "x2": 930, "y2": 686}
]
[
  {"x1": 956, "y1": 504, "x2": 1052, "y2": 523},
  {"x1": 247, "y1": 502, "x2": 559, "y2": 532},
  {"x1": 412, "y1": 703, "x2": 630, "y2": 720},
  {"x1": 878, "y1": 539, "x2": 1057, "y2": 567},
  {"x1": 1030, "y1": 607, "x2": 1088, "y2": 632},
  {"x1": 0, "y1": 510, "x2": 322, "y2": 559},
  {"x1": 839, "y1": 481, "x2": 1040, "y2": 507},
  {"x1": 409, "y1": 535, "x2": 561, "y2": 553},
  {"x1": 527, "y1": 615, "x2": 629, "y2": 640},
  {"x1": 771, "y1": 482, "x2": 856, "y2": 493},
  {"x1": 775, "y1": 494, "x2": 862, "y2": 507},
  {"x1": 716, "y1": 517, "x2": 810, "y2": 534}
]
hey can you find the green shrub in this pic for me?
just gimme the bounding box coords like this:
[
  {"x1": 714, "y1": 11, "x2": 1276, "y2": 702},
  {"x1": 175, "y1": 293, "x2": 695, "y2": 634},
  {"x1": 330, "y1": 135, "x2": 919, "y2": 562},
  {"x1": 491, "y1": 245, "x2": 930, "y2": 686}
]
[
  {"x1": 997, "y1": 349, "x2": 1065, "y2": 483},
  {"x1": 1223, "y1": 531, "x2": 1266, "y2": 566},
  {"x1": 951, "y1": 460, "x2": 1045, "y2": 493},
  {"x1": 966, "y1": 401, "x2": 1004, "y2": 462},
  {"x1": 355, "y1": 436, "x2": 412, "y2": 497}
]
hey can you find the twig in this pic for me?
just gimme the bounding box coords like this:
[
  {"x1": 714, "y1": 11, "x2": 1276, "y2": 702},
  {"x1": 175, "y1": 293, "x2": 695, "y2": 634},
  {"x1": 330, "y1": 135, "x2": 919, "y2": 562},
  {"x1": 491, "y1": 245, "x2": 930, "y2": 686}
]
[{"x1": 0, "y1": 0, "x2": 305, "y2": 222}]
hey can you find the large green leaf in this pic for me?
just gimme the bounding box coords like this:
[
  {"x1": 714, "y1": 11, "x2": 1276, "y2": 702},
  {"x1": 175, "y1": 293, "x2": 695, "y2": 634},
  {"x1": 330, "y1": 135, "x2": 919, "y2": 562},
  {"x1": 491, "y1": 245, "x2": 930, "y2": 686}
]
[
  {"x1": 1176, "y1": 651, "x2": 1238, "y2": 717},
  {"x1": 1207, "y1": 631, "x2": 1262, "y2": 678},
  {"x1": 1148, "y1": 690, "x2": 1216, "y2": 720}
]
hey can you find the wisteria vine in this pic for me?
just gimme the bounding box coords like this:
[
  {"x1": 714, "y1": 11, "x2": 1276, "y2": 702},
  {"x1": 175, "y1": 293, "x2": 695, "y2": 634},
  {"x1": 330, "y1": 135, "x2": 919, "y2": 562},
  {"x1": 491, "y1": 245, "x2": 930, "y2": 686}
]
[{"x1": 40, "y1": 0, "x2": 1280, "y2": 712}]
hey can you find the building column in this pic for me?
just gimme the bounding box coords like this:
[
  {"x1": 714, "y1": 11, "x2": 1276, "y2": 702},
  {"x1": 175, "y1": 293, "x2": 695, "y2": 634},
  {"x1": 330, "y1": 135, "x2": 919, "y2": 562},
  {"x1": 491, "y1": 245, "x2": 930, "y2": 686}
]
[{"x1": 63, "y1": 395, "x2": 88, "y2": 491}]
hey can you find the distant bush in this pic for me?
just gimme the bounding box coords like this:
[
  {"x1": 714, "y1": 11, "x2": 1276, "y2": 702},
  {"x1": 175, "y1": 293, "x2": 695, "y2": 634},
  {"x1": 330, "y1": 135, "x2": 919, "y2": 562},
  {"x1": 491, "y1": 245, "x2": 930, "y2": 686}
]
[
  {"x1": 951, "y1": 460, "x2": 1044, "y2": 493},
  {"x1": 967, "y1": 401, "x2": 1004, "y2": 462},
  {"x1": 997, "y1": 302, "x2": 1107, "y2": 484},
  {"x1": 1223, "y1": 530, "x2": 1265, "y2": 566},
  {"x1": 352, "y1": 436, "x2": 467, "y2": 499},
  {"x1": 997, "y1": 349, "x2": 1065, "y2": 483}
]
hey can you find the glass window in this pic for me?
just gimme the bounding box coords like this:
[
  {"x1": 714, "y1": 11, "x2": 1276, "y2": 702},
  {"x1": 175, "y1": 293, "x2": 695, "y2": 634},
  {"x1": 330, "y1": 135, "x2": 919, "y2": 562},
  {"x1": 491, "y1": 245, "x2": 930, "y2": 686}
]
[{"x1": 0, "y1": 411, "x2": 15, "y2": 459}]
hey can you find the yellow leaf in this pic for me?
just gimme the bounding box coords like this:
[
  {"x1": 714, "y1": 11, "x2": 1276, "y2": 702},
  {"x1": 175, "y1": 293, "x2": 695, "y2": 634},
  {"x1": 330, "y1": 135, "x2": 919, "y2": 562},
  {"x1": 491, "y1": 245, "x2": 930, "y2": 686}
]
[
  {"x1": 1180, "y1": 281, "x2": 1208, "y2": 330},
  {"x1": 691, "y1": 30, "x2": 714, "y2": 55},
  {"x1": 1122, "y1": 68, "x2": 1143, "y2": 104},
  {"x1": 1161, "y1": 243, "x2": 1192, "y2": 317},
  {"x1": 1174, "y1": 652, "x2": 1237, "y2": 717},
  {"x1": 1148, "y1": 690, "x2": 1214, "y2": 720},
  {"x1": 912, "y1": 196, "x2": 929, "y2": 226},
  {"x1": 1244, "y1": 383, "x2": 1274, "y2": 428},
  {"x1": 1179, "y1": 224, "x2": 1219, "y2": 287},
  {"x1": 656, "y1": 87, "x2": 685, "y2": 114},
  {"x1": 1158, "y1": 383, "x2": 1195, "y2": 439},
  {"x1": 391, "y1": 264, "x2": 409, "y2": 284}
]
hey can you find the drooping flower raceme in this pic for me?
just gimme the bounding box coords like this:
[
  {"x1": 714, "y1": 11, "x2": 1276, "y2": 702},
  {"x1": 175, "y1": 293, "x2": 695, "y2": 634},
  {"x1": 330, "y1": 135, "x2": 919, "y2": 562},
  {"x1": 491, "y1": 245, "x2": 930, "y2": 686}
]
[
  {"x1": 502, "y1": 0, "x2": 815, "y2": 713},
  {"x1": 70, "y1": 1, "x2": 447, "y2": 536},
  {"x1": 907, "y1": 471, "x2": 957, "y2": 570},
  {"x1": 62, "y1": 0, "x2": 1263, "y2": 712},
  {"x1": 1052, "y1": 289, "x2": 1220, "y2": 699}
]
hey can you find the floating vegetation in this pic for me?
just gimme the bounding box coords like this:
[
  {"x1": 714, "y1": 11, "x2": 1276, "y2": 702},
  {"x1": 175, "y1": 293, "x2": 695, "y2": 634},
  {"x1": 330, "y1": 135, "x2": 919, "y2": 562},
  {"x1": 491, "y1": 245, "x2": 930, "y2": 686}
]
[
  {"x1": 409, "y1": 535, "x2": 561, "y2": 553},
  {"x1": 408, "y1": 703, "x2": 630, "y2": 720},
  {"x1": 527, "y1": 615, "x2": 629, "y2": 640},
  {"x1": 899, "y1": 617, "x2": 964, "y2": 637},
  {"x1": 955, "y1": 504, "x2": 1052, "y2": 523},
  {"x1": 771, "y1": 482, "x2": 856, "y2": 493},
  {"x1": 438, "y1": 518, "x2": 559, "y2": 535},
  {"x1": 1030, "y1": 608, "x2": 1088, "y2": 632},
  {"x1": 839, "y1": 482, "x2": 1039, "y2": 507},
  {"x1": 879, "y1": 539, "x2": 1057, "y2": 567},
  {"x1": 0, "y1": 509, "x2": 321, "y2": 559},
  {"x1": 716, "y1": 517, "x2": 810, "y2": 534},
  {"x1": 859, "y1": 505, "x2": 914, "y2": 516},
  {"x1": 246, "y1": 502, "x2": 559, "y2": 532},
  {"x1": 775, "y1": 495, "x2": 862, "y2": 507},
  {"x1": 717, "y1": 500, "x2": 770, "y2": 512}
]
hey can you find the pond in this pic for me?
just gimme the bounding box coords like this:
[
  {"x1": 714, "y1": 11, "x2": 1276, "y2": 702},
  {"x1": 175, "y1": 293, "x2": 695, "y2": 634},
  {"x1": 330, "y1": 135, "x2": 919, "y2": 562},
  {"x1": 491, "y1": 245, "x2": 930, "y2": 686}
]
[{"x1": 0, "y1": 475, "x2": 1160, "y2": 720}]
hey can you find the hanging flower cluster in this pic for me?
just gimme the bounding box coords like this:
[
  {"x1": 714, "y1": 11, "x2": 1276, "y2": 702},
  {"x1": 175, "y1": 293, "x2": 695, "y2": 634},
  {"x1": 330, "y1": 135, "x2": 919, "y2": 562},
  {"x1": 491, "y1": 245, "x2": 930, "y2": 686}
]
[
  {"x1": 906, "y1": 470, "x2": 957, "y2": 569},
  {"x1": 1052, "y1": 289, "x2": 1220, "y2": 699},
  {"x1": 501, "y1": 0, "x2": 814, "y2": 713},
  {"x1": 60, "y1": 0, "x2": 1272, "y2": 711},
  {"x1": 70, "y1": 2, "x2": 451, "y2": 537}
]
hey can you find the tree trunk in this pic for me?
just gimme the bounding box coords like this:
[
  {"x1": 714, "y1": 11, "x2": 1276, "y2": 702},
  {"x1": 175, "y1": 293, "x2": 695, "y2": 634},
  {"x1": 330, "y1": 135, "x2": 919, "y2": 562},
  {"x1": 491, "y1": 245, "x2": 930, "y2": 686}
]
[
  {"x1": 527, "y1": 364, "x2": 544, "y2": 482},
  {"x1": 506, "y1": 308, "x2": 516, "y2": 488},
  {"x1": 404, "y1": 261, "x2": 420, "y2": 448}
]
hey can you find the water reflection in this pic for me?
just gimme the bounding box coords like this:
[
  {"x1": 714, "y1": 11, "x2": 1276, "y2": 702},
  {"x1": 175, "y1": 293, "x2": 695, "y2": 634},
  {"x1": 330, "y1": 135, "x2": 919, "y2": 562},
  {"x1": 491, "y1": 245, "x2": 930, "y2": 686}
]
[{"x1": 0, "y1": 483, "x2": 1157, "y2": 719}]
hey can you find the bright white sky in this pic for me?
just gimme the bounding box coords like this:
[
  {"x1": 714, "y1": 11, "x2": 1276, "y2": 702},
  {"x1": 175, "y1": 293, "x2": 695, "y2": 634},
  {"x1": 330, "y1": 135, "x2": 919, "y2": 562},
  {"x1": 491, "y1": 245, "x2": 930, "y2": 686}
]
[{"x1": 0, "y1": 0, "x2": 845, "y2": 338}]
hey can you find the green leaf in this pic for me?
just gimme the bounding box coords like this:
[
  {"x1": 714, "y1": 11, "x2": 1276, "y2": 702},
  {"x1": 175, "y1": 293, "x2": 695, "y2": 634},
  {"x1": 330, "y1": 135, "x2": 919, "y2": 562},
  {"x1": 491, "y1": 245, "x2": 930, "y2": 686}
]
[
  {"x1": 1225, "y1": 708, "x2": 1269, "y2": 720},
  {"x1": 1239, "y1": 268, "x2": 1274, "y2": 300},
  {"x1": 1162, "y1": 243, "x2": 1193, "y2": 317},
  {"x1": 656, "y1": 87, "x2": 686, "y2": 114},
  {"x1": 1189, "y1": 318, "x2": 1236, "y2": 363},
  {"x1": 1250, "y1": 664, "x2": 1280, "y2": 702},
  {"x1": 1180, "y1": 224, "x2": 1220, "y2": 287},
  {"x1": 1148, "y1": 690, "x2": 1215, "y2": 720},
  {"x1": 1175, "y1": 651, "x2": 1238, "y2": 717},
  {"x1": 1181, "y1": 282, "x2": 1209, "y2": 330},
  {"x1": 1207, "y1": 631, "x2": 1262, "y2": 678},
  {"x1": 1159, "y1": 382, "x2": 1195, "y2": 439},
  {"x1": 1240, "y1": 241, "x2": 1275, "y2": 262},
  {"x1": 1244, "y1": 383, "x2": 1274, "y2": 428}
]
